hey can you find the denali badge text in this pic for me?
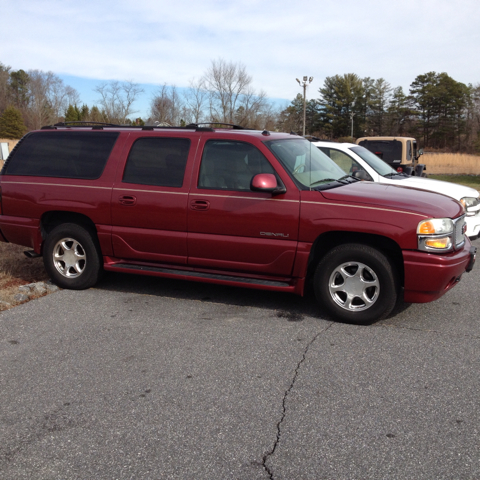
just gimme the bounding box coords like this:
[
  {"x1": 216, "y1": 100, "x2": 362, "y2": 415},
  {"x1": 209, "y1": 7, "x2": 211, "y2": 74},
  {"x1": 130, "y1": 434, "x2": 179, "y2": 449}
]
[{"x1": 260, "y1": 232, "x2": 289, "y2": 238}]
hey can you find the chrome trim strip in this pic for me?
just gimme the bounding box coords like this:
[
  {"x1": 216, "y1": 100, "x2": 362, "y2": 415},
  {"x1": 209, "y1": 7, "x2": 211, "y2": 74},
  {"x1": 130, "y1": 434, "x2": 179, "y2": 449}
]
[
  {"x1": 113, "y1": 188, "x2": 188, "y2": 195},
  {"x1": 191, "y1": 193, "x2": 298, "y2": 202},
  {"x1": 1, "y1": 181, "x2": 112, "y2": 190}
]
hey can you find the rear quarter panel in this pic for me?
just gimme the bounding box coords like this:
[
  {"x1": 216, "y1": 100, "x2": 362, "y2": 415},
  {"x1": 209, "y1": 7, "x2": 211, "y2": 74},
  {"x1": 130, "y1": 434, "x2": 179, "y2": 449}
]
[{"x1": 0, "y1": 133, "x2": 127, "y2": 250}]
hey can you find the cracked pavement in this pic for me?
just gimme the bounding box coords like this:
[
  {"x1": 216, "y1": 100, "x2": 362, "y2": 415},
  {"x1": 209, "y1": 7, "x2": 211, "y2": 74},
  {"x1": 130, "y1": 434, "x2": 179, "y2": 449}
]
[{"x1": 1, "y1": 237, "x2": 479, "y2": 479}]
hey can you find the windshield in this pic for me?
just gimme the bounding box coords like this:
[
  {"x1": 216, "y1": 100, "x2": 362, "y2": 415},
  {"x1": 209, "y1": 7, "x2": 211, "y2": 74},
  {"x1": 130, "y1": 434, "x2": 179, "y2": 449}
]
[
  {"x1": 265, "y1": 138, "x2": 347, "y2": 189},
  {"x1": 349, "y1": 146, "x2": 398, "y2": 177}
]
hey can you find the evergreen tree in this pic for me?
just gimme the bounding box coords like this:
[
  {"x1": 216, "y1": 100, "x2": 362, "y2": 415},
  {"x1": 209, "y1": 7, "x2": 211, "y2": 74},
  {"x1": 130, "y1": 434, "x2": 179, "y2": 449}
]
[
  {"x1": 365, "y1": 78, "x2": 392, "y2": 136},
  {"x1": 9, "y1": 69, "x2": 30, "y2": 110},
  {"x1": 0, "y1": 106, "x2": 27, "y2": 138},
  {"x1": 387, "y1": 87, "x2": 415, "y2": 136},
  {"x1": 80, "y1": 104, "x2": 89, "y2": 121},
  {"x1": 410, "y1": 72, "x2": 470, "y2": 148},
  {"x1": 65, "y1": 104, "x2": 81, "y2": 122},
  {"x1": 276, "y1": 94, "x2": 304, "y2": 133},
  {"x1": 317, "y1": 74, "x2": 365, "y2": 138},
  {"x1": 89, "y1": 105, "x2": 104, "y2": 122}
]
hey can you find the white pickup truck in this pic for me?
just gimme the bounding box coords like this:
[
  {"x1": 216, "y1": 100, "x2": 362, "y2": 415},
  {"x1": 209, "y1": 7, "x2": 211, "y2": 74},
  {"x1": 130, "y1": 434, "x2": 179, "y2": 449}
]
[{"x1": 312, "y1": 140, "x2": 480, "y2": 239}]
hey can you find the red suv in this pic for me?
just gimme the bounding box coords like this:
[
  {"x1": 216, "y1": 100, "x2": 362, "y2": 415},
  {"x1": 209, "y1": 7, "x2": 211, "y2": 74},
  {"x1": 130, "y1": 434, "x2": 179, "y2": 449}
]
[{"x1": 0, "y1": 123, "x2": 476, "y2": 324}]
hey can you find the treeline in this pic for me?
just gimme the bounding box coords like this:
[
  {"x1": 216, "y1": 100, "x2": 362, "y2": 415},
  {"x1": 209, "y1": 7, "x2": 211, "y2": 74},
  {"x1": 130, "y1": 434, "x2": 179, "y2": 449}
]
[
  {"x1": 280, "y1": 72, "x2": 480, "y2": 152},
  {"x1": 1, "y1": 59, "x2": 479, "y2": 153},
  {"x1": 0, "y1": 59, "x2": 277, "y2": 138}
]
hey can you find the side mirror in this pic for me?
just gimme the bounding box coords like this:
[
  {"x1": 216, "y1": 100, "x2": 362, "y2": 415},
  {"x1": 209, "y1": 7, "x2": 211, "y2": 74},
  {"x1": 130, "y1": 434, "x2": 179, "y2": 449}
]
[
  {"x1": 418, "y1": 148, "x2": 424, "y2": 156},
  {"x1": 250, "y1": 173, "x2": 286, "y2": 196},
  {"x1": 354, "y1": 170, "x2": 371, "y2": 181}
]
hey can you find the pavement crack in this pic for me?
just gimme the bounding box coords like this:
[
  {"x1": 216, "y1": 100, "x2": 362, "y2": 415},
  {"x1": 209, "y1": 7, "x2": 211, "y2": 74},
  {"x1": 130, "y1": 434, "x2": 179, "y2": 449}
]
[{"x1": 262, "y1": 322, "x2": 334, "y2": 479}]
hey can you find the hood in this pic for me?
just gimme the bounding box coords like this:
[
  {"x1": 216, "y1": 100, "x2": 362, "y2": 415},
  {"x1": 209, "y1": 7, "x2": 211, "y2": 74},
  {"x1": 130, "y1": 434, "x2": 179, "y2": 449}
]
[
  {"x1": 320, "y1": 182, "x2": 465, "y2": 219},
  {"x1": 394, "y1": 176, "x2": 479, "y2": 201}
]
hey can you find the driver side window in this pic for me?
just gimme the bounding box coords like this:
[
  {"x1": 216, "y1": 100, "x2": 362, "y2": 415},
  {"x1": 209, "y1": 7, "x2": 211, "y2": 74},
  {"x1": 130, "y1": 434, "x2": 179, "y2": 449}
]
[{"x1": 198, "y1": 140, "x2": 275, "y2": 191}]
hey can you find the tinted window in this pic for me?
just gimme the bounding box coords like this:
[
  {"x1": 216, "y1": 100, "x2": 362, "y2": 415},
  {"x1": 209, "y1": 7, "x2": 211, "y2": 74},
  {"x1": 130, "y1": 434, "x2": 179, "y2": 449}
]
[
  {"x1": 123, "y1": 138, "x2": 190, "y2": 187},
  {"x1": 358, "y1": 140, "x2": 402, "y2": 164},
  {"x1": 4, "y1": 132, "x2": 118, "y2": 179},
  {"x1": 198, "y1": 140, "x2": 275, "y2": 191}
]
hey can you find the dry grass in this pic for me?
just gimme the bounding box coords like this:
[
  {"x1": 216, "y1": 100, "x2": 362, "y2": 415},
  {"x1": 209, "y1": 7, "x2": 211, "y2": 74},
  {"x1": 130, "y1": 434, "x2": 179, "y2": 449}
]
[
  {"x1": 0, "y1": 242, "x2": 49, "y2": 310},
  {"x1": 422, "y1": 153, "x2": 480, "y2": 175}
]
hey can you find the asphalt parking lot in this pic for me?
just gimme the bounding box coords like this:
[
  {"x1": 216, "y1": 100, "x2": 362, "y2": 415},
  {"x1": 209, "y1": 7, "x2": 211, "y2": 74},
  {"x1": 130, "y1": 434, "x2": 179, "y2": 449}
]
[{"x1": 1, "y1": 237, "x2": 479, "y2": 480}]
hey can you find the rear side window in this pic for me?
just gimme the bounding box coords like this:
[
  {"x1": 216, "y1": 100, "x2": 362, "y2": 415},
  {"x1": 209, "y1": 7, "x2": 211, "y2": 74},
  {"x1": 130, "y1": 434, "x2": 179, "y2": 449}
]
[
  {"x1": 358, "y1": 140, "x2": 402, "y2": 164},
  {"x1": 406, "y1": 140, "x2": 412, "y2": 161},
  {"x1": 123, "y1": 137, "x2": 190, "y2": 187},
  {"x1": 4, "y1": 132, "x2": 119, "y2": 179}
]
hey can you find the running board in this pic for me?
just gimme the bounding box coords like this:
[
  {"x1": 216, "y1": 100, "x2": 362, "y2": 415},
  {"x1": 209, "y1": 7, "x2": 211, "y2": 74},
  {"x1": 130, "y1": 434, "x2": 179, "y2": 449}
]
[{"x1": 106, "y1": 262, "x2": 293, "y2": 289}]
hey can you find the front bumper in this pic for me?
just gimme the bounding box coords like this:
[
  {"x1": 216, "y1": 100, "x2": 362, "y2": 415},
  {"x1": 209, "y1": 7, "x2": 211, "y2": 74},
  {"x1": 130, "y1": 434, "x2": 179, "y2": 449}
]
[{"x1": 403, "y1": 237, "x2": 475, "y2": 303}]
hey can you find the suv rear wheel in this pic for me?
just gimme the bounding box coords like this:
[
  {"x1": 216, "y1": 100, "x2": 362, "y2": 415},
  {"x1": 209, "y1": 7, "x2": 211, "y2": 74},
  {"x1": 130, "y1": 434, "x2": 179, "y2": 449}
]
[
  {"x1": 314, "y1": 243, "x2": 398, "y2": 324},
  {"x1": 43, "y1": 223, "x2": 103, "y2": 289}
]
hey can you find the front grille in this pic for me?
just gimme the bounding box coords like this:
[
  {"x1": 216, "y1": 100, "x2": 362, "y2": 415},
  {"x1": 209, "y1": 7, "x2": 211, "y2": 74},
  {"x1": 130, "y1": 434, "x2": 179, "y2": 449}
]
[{"x1": 453, "y1": 215, "x2": 466, "y2": 248}]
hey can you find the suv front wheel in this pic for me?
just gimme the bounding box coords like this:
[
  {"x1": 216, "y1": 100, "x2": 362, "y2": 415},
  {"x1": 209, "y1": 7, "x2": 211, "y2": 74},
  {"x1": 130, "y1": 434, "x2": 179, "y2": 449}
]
[
  {"x1": 314, "y1": 243, "x2": 399, "y2": 324},
  {"x1": 43, "y1": 223, "x2": 103, "y2": 289}
]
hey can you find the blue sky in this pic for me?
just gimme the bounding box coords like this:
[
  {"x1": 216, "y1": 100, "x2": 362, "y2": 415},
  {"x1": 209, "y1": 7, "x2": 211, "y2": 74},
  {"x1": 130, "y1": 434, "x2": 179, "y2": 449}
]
[{"x1": 2, "y1": 0, "x2": 480, "y2": 119}]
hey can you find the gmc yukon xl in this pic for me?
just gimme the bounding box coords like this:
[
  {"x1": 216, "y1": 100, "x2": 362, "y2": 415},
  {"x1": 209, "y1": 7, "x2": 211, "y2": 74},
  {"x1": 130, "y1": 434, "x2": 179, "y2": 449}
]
[{"x1": 0, "y1": 123, "x2": 476, "y2": 324}]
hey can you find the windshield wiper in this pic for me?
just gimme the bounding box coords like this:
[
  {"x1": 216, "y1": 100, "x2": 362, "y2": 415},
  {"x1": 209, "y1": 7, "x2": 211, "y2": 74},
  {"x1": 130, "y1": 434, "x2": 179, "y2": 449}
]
[
  {"x1": 309, "y1": 178, "x2": 339, "y2": 187},
  {"x1": 310, "y1": 175, "x2": 360, "y2": 189}
]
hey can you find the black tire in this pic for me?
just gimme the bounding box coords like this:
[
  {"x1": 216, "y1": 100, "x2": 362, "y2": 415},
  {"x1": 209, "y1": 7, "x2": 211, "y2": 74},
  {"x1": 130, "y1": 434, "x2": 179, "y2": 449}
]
[
  {"x1": 314, "y1": 243, "x2": 399, "y2": 324},
  {"x1": 43, "y1": 223, "x2": 103, "y2": 290}
]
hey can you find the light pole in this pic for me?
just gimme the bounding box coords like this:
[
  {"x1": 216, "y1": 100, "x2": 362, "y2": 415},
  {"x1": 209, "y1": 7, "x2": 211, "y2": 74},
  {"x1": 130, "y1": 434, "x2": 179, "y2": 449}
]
[
  {"x1": 350, "y1": 111, "x2": 355, "y2": 138},
  {"x1": 296, "y1": 76, "x2": 313, "y2": 136}
]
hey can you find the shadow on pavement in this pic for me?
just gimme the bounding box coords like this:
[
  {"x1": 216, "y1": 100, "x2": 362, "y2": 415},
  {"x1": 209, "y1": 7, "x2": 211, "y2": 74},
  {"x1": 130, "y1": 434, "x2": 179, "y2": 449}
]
[{"x1": 94, "y1": 270, "x2": 414, "y2": 326}]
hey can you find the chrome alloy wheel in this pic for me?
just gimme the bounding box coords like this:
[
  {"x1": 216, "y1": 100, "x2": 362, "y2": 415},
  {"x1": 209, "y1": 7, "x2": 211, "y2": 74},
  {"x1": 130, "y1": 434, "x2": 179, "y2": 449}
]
[
  {"x1": 328, "y1": 261, "x2": 380, "y2": 311},
  {"x1": 52, "y1": 237, "x2": 86, "y2": 278}
]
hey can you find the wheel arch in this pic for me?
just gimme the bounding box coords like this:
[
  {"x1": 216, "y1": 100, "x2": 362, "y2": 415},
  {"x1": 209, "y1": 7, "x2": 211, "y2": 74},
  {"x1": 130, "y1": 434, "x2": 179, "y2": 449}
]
[
  {"x1": 40, "y1": 211, "x2": 99, "y2": 251},
  {"x1": 306, "y1": 231, "x2": 404, "y2": 287}
]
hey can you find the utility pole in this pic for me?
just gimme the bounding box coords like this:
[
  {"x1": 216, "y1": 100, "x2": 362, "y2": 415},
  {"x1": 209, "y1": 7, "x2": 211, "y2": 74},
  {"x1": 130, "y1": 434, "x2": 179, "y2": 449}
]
[
  {"x1": 350, "y1": 111, "x2": 355, "y2": 138},
  {"x1": 296, "y1": 76, "x2": 313, "y2": 136}
]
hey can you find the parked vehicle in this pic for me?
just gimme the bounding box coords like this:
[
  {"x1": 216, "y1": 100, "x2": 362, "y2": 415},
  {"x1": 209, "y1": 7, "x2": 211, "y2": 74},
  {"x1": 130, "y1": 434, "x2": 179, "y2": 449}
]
[
  {"x1": 0, "y1": 124, "x2": 476, "y2": 324},
  {"x1": 312, "y1": 140, "x2": 480, "y2": 239},
  {"x1": 356, "y1": 136, "x2": 426, "y2": 176}
]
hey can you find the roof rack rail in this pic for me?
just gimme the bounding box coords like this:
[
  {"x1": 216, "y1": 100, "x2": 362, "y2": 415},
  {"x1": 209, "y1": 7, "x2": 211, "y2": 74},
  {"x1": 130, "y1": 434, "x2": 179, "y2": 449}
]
[
  {"x1": 186, "y1": 122, "x2": 248, "y2": 130},
  {"x1": 52, "y1": 121, "x2": 122, "y2": 128},
  {"x1": 40, "y1": 121, "x2": 252, "y2": 132}
]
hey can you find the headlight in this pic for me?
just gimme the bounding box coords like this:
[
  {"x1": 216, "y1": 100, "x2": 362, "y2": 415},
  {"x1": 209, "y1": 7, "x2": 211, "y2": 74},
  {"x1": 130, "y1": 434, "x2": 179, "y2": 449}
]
[
  {"x1": 417, "y1": 218, "x2": 453, "y2": 235},
  {"x1": 417, "y1": 218, "x2": 454, "y2": 252},
  {"x1": 460, "y1": 196, "x2": 480, "y2": 216}
]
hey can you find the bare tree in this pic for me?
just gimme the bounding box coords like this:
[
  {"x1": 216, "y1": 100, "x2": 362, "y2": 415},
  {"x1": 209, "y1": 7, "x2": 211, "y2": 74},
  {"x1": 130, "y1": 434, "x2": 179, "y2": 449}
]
[
  {"x1": 26, "y1": 70, "x2": 80, "y2": 129},
  {"x1": 94, "y1": 80, "x2": 144, "y2": 124},
  {"x1": 183, "y1": 77, "x2": 208, "y2": 123},
  {"x1": 203, "y1": 59, "x2": 254, "y2": 124},
  {"x1": 202, "y1": 59, "x2": 275, "y2": 128},
  {"x1": 150, "y1": 84, "x2": 183, "y2": 125}
]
